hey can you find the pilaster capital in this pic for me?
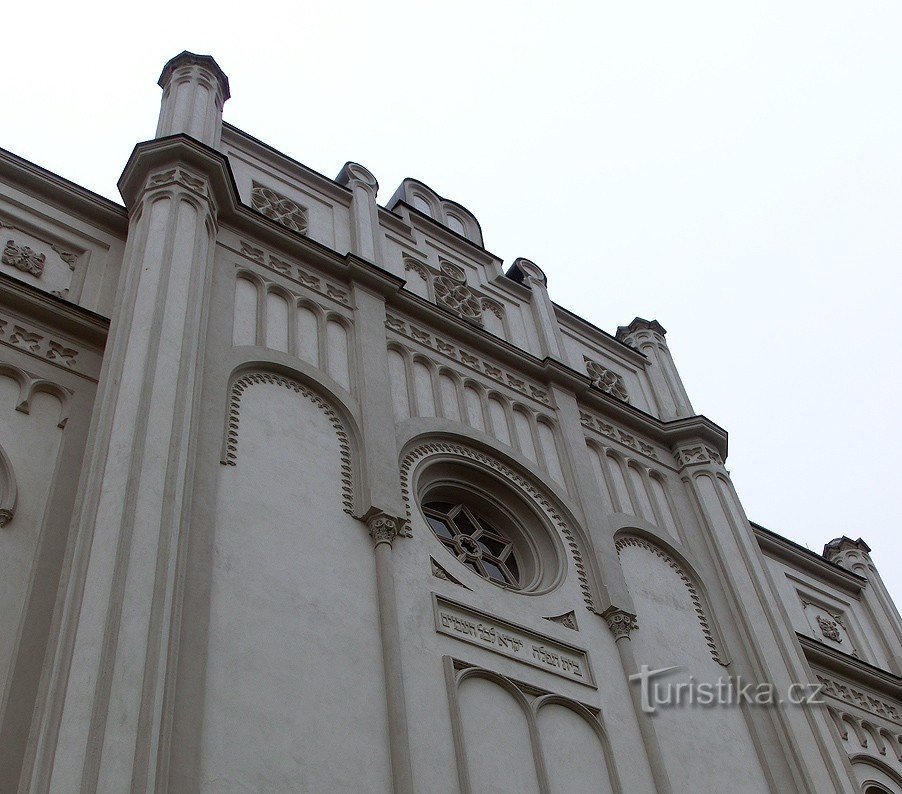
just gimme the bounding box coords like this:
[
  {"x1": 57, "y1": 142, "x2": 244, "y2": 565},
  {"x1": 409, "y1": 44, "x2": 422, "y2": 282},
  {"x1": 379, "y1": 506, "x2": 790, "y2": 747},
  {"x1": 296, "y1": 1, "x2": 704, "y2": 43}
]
[
  {"x1": 601, "y1": 605, "x2": 639, "y2": 641},
  {"x1": 823, "y1": 536, "x2": 872, "y2": 572},
  {"x1": 672, "y1": 442, "x2": 725, "y2": 470},
  {"x1": 363, "y1": 509, "x2": 411, "y2": 548},
  {"x1": 616, "y1": 317, "x2": 667, "y2": 349}
]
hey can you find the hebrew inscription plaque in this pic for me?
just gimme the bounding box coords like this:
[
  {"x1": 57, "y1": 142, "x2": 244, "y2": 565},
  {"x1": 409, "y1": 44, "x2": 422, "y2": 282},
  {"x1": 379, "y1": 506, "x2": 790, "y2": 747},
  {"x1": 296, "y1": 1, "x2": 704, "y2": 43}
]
[{"x1": 432, "y1": 594, "x2": 595, "y2": 686}]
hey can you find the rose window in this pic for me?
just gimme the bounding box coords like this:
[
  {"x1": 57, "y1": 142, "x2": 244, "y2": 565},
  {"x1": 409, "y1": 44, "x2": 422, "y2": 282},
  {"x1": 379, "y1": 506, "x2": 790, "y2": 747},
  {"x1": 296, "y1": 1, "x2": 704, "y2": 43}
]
[{"x1": 423, "y1": 501, "x2": 521, "y2": 588}]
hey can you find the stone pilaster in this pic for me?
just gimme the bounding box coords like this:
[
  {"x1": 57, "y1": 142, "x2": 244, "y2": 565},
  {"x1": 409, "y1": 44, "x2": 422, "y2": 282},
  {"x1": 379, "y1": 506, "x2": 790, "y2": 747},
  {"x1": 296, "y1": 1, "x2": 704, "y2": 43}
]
[
  {"x1": 824, "y1": 536, "x2": 902, "y2": 674},
  {"x1": 27, "y1": 152, "x2": 221, "y2": 793},
  {"x1": 336, "y1": 162, "x2": 384, "y2": 268},
  {"x1": 507, "y1": 258, "x2": 565, "y2": 360},
  {"x1": 672, "y1": 440, "x2": 860, "y2": 791},
  {"x1": 156, "y1": 51, "x2": 230, "y2": 147},
  {"x1": 617, "y1": 318, "x2": 693, "y2": 420}
]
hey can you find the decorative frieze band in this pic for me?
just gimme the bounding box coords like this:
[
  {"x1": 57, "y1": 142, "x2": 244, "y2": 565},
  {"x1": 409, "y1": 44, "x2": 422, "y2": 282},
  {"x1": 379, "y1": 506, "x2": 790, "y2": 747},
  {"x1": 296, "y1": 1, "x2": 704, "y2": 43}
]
[
  {"x1": 817, "y1": 674, "x2": 900, "y2": 723},
  {"x1": 238, "y1": 240, "x2": 350, "y2": 307},
  {"x1": 579, "y1": 409, "x2": 658, "y2": 460},
  {"x1": 385, "y1": 312, "x2": 550, "y2": 407},
  {"x1": 147, "y1": 166, "x2": 209, "y2": 199},
  {"x1": 673, "y1": 443, "x2": 724, "y2": 468},
  {"x1": 0, "y1": 317, "x2": 80, "y2": 373}
]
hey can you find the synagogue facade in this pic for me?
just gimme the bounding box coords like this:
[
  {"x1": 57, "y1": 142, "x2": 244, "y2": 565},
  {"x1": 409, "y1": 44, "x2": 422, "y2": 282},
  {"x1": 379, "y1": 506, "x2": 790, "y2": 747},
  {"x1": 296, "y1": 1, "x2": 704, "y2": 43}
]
[{"x1": 0, "y1": 52, "x2": 899, "y2": 793}]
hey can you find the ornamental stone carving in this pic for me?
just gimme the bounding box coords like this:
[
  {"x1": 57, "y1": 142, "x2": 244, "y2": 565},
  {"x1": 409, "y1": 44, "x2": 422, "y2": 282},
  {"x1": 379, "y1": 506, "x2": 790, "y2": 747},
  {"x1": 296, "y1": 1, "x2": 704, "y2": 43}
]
[
  {"x1": 673, "y1": 443, "x2": 724, "y2": 468},
  {"x1": 251, "y1": 182, "x2": 309, "y2": 235},
  {"x1": 584, "y1": 357, "x2": 629, "y2": 402},
  {"x1": 433, "y1": 262, "x2": 483, "y2": 325},
  {"x1": 601, "y1": 605, "x2": 638, "y2": 640},
  {"x1": 816, "y1": 615, "x2": 842, "y2": 643},
  {"x1": 616, "y1": 317, "x2": 667, "y2": 350},
  {"x1": 366, "y1": 511, "x2": 412, "y2": 547},
  {"x1": 3, "y1": 240, "x2": 46, "y2": 277}
]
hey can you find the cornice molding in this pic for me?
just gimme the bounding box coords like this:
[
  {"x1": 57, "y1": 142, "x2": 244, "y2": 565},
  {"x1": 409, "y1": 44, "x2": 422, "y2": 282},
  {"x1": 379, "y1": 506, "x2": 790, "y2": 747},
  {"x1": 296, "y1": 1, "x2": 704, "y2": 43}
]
[
  {"x1": 753, "y1": 523, "x2": 865, "y2": 595},
  {"x1": 0, "y1": 146, "x2": 126, "y2": 234},
  {"x1": 0, "y1": 272, "x2": 109, "y2": 348},
  {"x1": 798, "y1": 633, "x2": 902, "y2": 701}
]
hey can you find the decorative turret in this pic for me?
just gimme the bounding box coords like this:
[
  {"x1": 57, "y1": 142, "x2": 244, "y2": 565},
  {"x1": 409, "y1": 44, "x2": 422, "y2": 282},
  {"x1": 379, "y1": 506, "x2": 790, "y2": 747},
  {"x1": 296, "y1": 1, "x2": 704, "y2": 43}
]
[
  {"x1": 156, "y1": 51, "x2": 230, "y2": 147},
  {"x1": 616, "y1": 317, "x2": 693, "y2": 420}
]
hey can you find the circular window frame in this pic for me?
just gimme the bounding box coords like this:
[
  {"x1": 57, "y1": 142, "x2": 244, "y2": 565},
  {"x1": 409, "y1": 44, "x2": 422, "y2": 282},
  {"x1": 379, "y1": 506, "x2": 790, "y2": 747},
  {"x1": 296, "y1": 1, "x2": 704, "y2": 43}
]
[{"x1": 416, "y1": 457, "x2": 565, "y2": 595}]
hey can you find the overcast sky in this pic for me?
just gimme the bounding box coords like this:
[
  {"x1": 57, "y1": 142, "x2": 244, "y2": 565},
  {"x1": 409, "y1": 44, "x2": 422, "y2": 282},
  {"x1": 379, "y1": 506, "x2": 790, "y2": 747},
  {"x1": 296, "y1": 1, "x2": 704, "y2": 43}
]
[{"x1": 4, "y1": 2, "x2": 899, "y2": 602}]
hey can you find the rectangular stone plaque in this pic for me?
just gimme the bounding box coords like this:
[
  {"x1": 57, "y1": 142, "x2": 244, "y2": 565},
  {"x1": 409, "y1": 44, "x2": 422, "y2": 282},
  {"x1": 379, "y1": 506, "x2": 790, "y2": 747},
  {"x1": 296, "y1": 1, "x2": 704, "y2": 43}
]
[{"x1": 432, "y1": 594, "x2": 595, "y2": 686}]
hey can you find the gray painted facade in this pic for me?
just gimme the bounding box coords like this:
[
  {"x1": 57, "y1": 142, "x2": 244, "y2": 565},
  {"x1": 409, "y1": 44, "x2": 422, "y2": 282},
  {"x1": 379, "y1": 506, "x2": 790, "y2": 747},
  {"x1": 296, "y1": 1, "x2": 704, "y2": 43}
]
[{"x1": 0, "y1": 52, "x2": 899, "y2": 793}]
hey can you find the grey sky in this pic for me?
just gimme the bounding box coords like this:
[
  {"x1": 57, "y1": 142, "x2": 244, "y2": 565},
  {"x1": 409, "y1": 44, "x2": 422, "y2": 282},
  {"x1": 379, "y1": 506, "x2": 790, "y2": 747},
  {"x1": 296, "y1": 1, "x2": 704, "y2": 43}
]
[{"x1": 5, "y1": 1, "x2": 900, "y2": 601}]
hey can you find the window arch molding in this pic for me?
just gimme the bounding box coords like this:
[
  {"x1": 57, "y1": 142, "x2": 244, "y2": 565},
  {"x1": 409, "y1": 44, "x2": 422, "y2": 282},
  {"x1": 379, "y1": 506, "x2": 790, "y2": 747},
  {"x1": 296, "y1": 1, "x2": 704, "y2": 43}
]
[{"x1": 400, "y1": 434, "x2": 600, "y2": 605}]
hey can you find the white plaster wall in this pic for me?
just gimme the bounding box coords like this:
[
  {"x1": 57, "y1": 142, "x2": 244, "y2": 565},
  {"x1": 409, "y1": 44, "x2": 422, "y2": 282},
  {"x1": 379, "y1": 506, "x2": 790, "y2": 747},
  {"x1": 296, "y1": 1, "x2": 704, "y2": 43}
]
[
  {"x1": 201, "y1": 380, "x2": 391, "y2": 791},
  {"x1": 0, "y1": 379, "x2": 63, "y2": 698},
  {"x1": 619, "y1": 539, "x2": 771, "y2": 793}
]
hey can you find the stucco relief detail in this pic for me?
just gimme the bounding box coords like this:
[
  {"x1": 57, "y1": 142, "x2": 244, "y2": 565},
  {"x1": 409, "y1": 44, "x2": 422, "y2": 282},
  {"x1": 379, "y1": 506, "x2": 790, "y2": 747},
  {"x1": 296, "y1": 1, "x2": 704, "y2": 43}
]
[
  {"x1": 433, "y1": 262, "x2": 484, "y2": 325},
  {"x1": 825, "y1": 704, "x2": 902, "y2": 760},
  {"x1": 544, "y1": 611, "x2": 579, "y2": 631},
  {"x1": 400, "y1": 440, "x2": 594, "y2": 610},
  {"x1": 673, "y1": 443, "x2": 724, "y2": 468},
  {"x1": 579, "y1": 410, "x2": 658, "y2": 460},
  {"x1": 816, "y1": 615, "x2": 842, "y2": 643},
  {"x1": 385, "y1": 313, "x2": 550, "y2": 406},
  {"x1": 431, "y1": 557, "x2": 468, "y2": 588},
  {"x1": 222, "y1": 371, "x2": 354, "y2": 513},
  {"x1": 237, "y1": 240, "x2": 350, "y2": 306},
  {"x1": 615, "y1": 535, "x2": 727, "y2": 664},
  {"x1": 147, "y1": 167, "x2": 209, "y2": 198},
  {"x1": 251, "y1": 182, "x2": 309, "y2": 235},
  {"x1": 3, "y1": 240, "x2": 46, "y2": 277},
  {"x1": 0, "y1": 362, "x2": 72, "y2": 428},
  {"x1": 584, "y1": 357, "x2": 629, "y2": 403}
]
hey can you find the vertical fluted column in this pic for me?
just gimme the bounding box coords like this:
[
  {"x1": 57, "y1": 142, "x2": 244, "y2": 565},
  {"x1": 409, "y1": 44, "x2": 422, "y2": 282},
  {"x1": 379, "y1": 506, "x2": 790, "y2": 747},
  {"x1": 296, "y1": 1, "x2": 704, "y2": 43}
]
[
  {"x1": 617, "y1": 318, "x2": 693, "y2": 419},
  {"x1": 507, "y1": 258, "x2": 565, "y2": 360},
  {"x1": 26, "y1": 158, "x2": 220, "y2": 794},
  {"x1": 156, "y1": 52, "x2": 230, "y2": 148},
  {"x1": 674, "y1": 441, "x2": 858, "y2": 792},
  {"x1": 823, "y1": 537, "x2": 902, "y2": 675},
  {"x1": 336, "y1": 162, "x2": 385, "y2": 267}
]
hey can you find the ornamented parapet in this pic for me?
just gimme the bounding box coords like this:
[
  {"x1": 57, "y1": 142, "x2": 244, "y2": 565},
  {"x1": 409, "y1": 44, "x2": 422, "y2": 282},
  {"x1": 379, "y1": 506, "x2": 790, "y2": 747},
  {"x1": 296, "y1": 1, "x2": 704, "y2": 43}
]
[
  {"x1": 584, "y1": 357, "x2": 629, "y2": 402},
  {"x1": 251, "y1": 182, "x2": 309, "y2": 235},
  {"x1": 365, "y1": 511, "x2": 412, "y2": 548},
  {"x1": 601, "y1": 605, "x2": 639, "y2": 641}
]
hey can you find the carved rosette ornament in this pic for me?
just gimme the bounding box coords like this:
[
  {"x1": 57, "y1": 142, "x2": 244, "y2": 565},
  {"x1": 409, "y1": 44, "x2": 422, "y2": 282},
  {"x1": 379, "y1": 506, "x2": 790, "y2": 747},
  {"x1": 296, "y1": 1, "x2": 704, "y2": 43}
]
[
  {"x1": 433, "y1": 262, "x2": 483, "y2": 325},
  {"x1": 601, "y1": 605, "x2": 639, "y2": 641},
  {"x1": 2, "y1": 240, "x2": 46, "y2": 277},
  {"x1": 366, "y1": 512, "x2": 412, "y2": 547}
]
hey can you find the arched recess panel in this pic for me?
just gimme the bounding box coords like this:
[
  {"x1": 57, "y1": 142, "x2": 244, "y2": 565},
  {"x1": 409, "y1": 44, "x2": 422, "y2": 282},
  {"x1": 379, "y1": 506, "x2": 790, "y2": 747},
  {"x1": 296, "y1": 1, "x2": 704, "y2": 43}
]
[
  {"x1": 438, "y1": 372, "x2": 461, "y2": 422},
  {"x1": 202, "y1": 374, "x2": 390, "y2": 791},
  {"x1": 457, "y1": 675, "x2": 540, "y2": 794},
  {"x1": 295, "y1": 304, "x2": 319, "y2": 366},
  {"x1": 388, "y1": 347, "x2": 410, "y2": 420},
  {"x1": 232, "y1": 275, "x2": 258, "y2": 346},
  {"x1": 264, "y1": 291, "x2": 289, "y2": 353},
  {"x1": 0, "y1": 377, "x2": 63, "y2": 701},
  {"x1": 616, "y1": 536, "x2": 769, "y2": 793},
  {"x1": 537, "y1": 703, "x2": 614, "y2": 794},
  {"x1": 413, "y1": 360, "x2": 436, "y2": 417},
  {"x1": 325, "y1": 318, "x2": 351, "y2": 391}
]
